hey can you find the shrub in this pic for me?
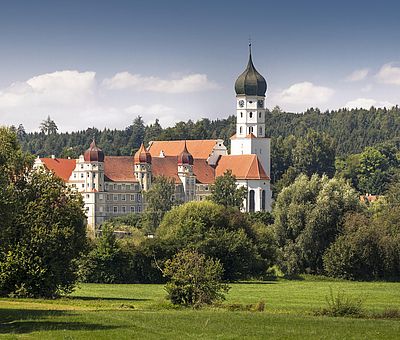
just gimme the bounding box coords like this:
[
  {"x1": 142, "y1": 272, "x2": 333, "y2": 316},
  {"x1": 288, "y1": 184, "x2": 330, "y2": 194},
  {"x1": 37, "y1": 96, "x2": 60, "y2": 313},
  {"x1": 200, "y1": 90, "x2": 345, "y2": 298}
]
[
  {"x1": 163, "y1": 250, "x2": 230, "y2": 307},
  {"x1": 314, "y1": 288, "x2": 364, "y2": 318}
]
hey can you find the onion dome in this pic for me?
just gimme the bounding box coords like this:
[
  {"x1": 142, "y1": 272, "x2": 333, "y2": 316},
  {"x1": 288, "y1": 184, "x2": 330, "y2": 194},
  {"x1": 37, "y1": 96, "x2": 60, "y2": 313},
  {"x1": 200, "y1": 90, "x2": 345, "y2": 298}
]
[
  {"x1": 234, "y1": 44, "x2": 267, "y2": 97},
  {"x1": 134, "y1": 143, "x2": 152, "y2": 164},
  {"x1": 177, "y1": 141, "x2": 194, "y2": 165},
  {"x1": 84, "y1": 139, "x2": 104, "y2": 162}
]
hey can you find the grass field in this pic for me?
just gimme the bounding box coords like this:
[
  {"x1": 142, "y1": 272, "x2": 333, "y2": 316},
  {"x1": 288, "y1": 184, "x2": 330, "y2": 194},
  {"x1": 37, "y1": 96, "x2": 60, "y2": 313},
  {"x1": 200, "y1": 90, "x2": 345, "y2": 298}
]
[{"x1": 1, "y1": 277, "x2": 399, "y2": 339}]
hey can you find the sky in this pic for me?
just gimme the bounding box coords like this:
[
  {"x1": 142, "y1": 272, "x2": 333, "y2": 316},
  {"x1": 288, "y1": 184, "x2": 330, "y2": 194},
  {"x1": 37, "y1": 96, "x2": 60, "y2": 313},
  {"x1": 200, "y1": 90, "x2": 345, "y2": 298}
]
[{"x1": 1, "y1": 0, "x2": 400, "y2": 132}]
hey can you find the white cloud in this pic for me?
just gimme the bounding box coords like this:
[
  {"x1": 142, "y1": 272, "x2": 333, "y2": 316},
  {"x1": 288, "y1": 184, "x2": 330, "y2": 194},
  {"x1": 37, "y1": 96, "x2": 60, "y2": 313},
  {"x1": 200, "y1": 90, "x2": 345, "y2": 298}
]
[
  {"x1": 345, "y1": 68, "x2": 369, "y2": 82},
  {"x1": 0, "y1": 70, "x2": 96, "y2": 109},
  {"x1": 124, "y1": 104, "x2": 177, "y2": 127},
  {"x1": 102, "y1": 72, "x2": 219, "y2": 93},
  {"x1": 276, "y1": 82, "x2": 334, "y2": 105},
  {"x1": 375, "y1": 63, "x2": 400, "y2": 85},
  {"x1": 345, "y1": 98, "x2": 395, "y2": 109}
]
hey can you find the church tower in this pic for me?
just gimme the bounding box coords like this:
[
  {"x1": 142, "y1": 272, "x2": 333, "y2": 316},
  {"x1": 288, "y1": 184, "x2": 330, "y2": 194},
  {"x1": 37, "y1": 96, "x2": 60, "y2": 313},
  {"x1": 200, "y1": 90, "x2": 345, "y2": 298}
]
[{"x1": 231, "y1": 44, "x2": 270, "y2": 178}]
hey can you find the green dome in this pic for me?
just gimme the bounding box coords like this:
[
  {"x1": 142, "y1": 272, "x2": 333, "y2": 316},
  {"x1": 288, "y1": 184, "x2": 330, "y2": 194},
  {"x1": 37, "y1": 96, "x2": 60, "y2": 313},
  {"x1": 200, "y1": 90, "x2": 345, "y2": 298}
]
[{"x1": 235, "y1": 51, "x2": 267, "y2": 97}]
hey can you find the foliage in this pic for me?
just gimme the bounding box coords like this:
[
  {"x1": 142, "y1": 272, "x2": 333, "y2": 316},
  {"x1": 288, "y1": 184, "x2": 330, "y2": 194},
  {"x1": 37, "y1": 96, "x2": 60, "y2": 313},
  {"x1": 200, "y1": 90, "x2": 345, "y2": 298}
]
[
  {"x1": 143, "y1": 175, "x2": 177, "y2": 232},
  {"x1": 323, "y1": 210, "x2": 400, "y2": 280},
  {"x1": 210, "y1": 170, "x2": 247, "y2": 209},
  {"x1": 315, "y1": 288, "x2": 364, "y2": 318},
  {"x1": 39, "y1": 115, "x2": 58, "y2": 135},
  {"x1": 336, "y1": 143, "x2": 400, "y2": 194},
  {"x1": 273, "y1": 174, "x2": 362, "y2": 276},
  {"x1": 157, "y1": 201, "x2": 273, "y2": 280},
  {"x1": 0, "y1": 127, "x2": 86, "y2": 298},
  {"x1": 79, "y1": 224, "x2": 163, "y2": 284},
  {"x1": 271, "y1": 130, "x2": 336, "y2": 197},
  {"x1": 163, "y1": 249, "x2": 230, "y2": 306}
]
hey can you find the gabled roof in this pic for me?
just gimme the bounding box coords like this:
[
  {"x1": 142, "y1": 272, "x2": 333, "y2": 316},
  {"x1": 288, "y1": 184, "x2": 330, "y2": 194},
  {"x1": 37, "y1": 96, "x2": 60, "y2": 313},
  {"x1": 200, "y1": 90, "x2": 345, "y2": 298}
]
[
  {"x1": 104, "y1": 156, "x2": 137, "y2": 182},
  {"x1": 216, "y1": 155, "x2": 269, "y2": 180},
  {"x1": 40, "y1": 158, "x2": 76, "y2": 181},
  {"x1": 148, "y1": 140, "x2": 220, "y2": 159}
]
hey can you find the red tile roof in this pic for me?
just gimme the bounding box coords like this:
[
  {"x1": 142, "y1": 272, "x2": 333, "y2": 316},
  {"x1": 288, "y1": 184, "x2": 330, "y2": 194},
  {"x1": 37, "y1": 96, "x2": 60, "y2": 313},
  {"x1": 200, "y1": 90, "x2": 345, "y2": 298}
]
[
  {"x1": 216, "y1": 155, "x2": 269, "y2": 180},
  {"x1": 148, "y1": 140, "x2": 220, "y2": 159},
  {"x1": 41, "y1": 158, "x2": 76, "y2": 181},
  {"x1": 151, "y1": 156, "x2": 215, "y2": 184},
  {"x1": 104, "y1": 156, "x2": 137, "y2": 182},
  {"x1": 152, "y1": 156, "x2": 181, "y2": 183}
]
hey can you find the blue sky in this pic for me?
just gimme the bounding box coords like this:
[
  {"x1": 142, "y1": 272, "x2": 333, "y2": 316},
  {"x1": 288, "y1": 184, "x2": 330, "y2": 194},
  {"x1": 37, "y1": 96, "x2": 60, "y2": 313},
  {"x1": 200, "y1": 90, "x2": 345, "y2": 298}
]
[{"x1": 1, "y1": 0, "x2": 400, "y2": 131}]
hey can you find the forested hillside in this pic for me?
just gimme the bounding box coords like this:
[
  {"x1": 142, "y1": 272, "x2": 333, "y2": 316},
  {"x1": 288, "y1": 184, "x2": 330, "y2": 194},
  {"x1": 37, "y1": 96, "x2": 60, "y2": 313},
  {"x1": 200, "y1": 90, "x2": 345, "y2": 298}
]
[{"x1": 14, "y1": 105, "x2": 400, "y2": 159}]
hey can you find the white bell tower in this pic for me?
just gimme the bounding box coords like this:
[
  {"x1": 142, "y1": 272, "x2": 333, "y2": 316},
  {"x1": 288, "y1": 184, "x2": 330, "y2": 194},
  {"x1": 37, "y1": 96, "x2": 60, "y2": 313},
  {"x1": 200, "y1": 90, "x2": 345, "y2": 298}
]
[{"x1": 230, "y1": 44, "x2": 271, "y2": 178}]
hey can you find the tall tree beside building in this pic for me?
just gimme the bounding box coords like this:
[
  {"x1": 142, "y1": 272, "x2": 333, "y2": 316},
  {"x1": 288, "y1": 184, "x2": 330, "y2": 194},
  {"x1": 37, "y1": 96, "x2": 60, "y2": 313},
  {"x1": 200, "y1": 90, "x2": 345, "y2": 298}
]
[{"x1": 0, "y1": 127, "x2": 86, "y2": 298}]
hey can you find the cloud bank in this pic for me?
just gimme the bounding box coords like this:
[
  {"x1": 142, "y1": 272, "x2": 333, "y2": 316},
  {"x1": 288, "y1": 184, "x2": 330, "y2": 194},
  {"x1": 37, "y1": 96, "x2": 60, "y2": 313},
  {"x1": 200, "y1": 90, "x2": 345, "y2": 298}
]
[{"x1": 102, "y1": 72, "x2": 219, "y2": 93}]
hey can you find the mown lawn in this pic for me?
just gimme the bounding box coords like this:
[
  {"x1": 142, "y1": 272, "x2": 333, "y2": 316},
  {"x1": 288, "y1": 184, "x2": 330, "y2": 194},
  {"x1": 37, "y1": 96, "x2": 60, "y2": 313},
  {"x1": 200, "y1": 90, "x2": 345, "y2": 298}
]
[{"x1": 0, "y1": 278, "x2": 399, "y2": 339}]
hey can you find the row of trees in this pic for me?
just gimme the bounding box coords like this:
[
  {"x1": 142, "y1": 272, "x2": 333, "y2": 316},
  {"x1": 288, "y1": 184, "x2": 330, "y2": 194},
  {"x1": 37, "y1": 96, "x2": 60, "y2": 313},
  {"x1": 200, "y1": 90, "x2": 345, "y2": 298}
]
[{"x1": 14, "y1": 105, "x2": 400, "y2": 159}]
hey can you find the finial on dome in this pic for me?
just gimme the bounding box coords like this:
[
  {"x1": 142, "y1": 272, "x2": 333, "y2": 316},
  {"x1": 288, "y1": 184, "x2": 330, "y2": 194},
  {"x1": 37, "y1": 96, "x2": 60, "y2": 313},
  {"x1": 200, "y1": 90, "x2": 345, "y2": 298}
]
[
  {"x1": 134, "y1": 143, "x2": 152, "y2": 164},
  {"x1": 178, "y1": 140, "x2": 194, "y2": 165},
  {"x1": 84, "y1": 139, "x2": 104, "y2": 162}
]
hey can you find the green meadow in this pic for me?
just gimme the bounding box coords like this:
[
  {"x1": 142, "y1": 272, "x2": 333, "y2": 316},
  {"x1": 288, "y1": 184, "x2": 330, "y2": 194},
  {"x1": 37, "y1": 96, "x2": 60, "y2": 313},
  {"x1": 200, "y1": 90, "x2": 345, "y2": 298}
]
[{"x1": 1, "y1": 277, "x2": 399, "y2": 339}]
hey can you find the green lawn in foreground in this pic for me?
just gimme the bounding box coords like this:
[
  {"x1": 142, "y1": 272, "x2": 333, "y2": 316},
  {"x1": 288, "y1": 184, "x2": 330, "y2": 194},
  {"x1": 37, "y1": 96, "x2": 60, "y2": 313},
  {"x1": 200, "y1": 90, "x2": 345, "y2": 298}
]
[{"x1": 1, "y1": 278, "x2": 399, "y2": 339}]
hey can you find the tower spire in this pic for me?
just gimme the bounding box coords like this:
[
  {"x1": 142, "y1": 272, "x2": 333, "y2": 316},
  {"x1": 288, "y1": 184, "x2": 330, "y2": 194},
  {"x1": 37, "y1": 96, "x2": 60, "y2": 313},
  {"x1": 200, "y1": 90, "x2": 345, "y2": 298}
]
[{"x1": 248, "y1": 36, "x2": 252, "y2": 56}]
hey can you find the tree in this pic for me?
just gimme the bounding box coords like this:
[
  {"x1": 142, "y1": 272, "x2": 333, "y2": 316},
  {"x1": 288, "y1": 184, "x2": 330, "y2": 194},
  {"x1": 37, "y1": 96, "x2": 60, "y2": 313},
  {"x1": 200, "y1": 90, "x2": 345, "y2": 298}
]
[
  {"x1": 39, "y1": 115, "x2": 58, "y2": 135},
  {"x1": 0, "y1": 127, "x2": 86, "y2": 298},
  {"x1": 163, "y1": 249, "x2": 230, "y2": 306},
  {"x1": 210, "y1": 170, "x2": 247, "y2": 209},
  {"x1": 16, "y1": 124, "x2": 26, "y2": 140},
  {"x1": 292, "y1": 129, "x2": 336, "y2": 177},
  {"x1": 144, "y1": 118, "x2": 163, "y2": 145},
  {"x1": 129, "y1": 116, "x2": 145, "y2": 151},
  {"x1": 143, "y1": 176, "x2": 176, "y2": 232},
  {"x1": 157, "y1": 201, "x2": 268, "y2": 280},
  {"x1": 273, "y1": 174, "x2": 362, "y2": 275}
]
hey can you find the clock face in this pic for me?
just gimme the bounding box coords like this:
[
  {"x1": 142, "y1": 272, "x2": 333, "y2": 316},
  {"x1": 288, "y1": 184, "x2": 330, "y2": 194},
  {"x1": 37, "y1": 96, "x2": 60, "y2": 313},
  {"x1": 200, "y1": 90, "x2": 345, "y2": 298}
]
[
  {"x1": 239, "y1": 100, "x2": 245, "y2": 108},
  {"x1": 258, "y1": 100, "x2": 264, "y2": 108}
]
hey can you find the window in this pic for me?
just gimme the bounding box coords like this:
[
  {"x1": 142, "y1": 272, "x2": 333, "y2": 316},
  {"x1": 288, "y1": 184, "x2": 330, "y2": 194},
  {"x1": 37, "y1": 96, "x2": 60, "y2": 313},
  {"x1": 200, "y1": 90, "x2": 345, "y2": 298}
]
[
  {"x1": 137, "y1": 195, "x2": 142, "y2": 202},
  {"x1": 239, "y1": 126, "x2": 243, "y2": 134},
  {"x1": 86, "y1": 194, "x2": 89, "y2": 199},
  {"x1": 137, "y1": 206, "x2": 142, "y2": 213},
  {"x1": 262, "y1": 190, "x2": 266, "y2": 211},
  {"x1": 105, "y1": 183, "x2": 108, "y2": 190},
  {"x1": 113, "y1": 184, "x2": 117, "y2": 190},
  {"x1": 80, "y1": 164, "x2": 84, "y2": 169},
  {"x1": 107, "y1": 194, "x2": 111, "y2": 201},
  {"x1": 99, "y1": 206, "x2": 103, "y2": 213},
  {"x1": 81, "y1": 173, "x2": 84, "y2": 178},
  {"x1": 121, "y1": 206, "x2": 126, "y2": 213},
  {"x1": 87, "y1": 172, "x2": 90, "y2": 177},
  {"x1": 122, "y1": 184, "x2": 126, "y2": 190},
  {"x1": 130, "y1": 194, "x2": 135, "y2": 201},
  {"x1": 249, "y1": 126, "x2": 253, "y2": 133},
  {"x1": 130, "y1": 206, "x2": 135, "y2": 213},
  {"x1": 259, "y1": 126, "x2": 263, "y2": 135},
  {"x1": 74, "y1": 173, "x2": 77, "y2": 178},
  {"x1": 92, "y1": 183, "x2": 96, "y2": 189},
  {"x1": 113, "y1": 206, "x2": 118, "y2": 213},
  {"x1": 249, "y1": 101, "x2": 253, "y2": 104},
  {"x1": 259, "y1": 112, "x2": 262, "y2": 118},
  {"x1": 249, "y1": 190, "x2": 255, "y2": 212},
  {"x1": 81, "y1": 183, "x2": 85, "y2": 188},
  {"x1": 249, "y1": 112, "x2": 253, "y2": 118},
  {"x1": 117, "y1": 185, "x2": 121, "y2": 190},
  {"x1": 121, "y1": 194, "x2": 126, "y2": 201},
  {"x1": 205, "y1": 185, "x2": 209, "y2": 191},
  {"x1": 93, "y1": 173, "x2": 96, "y2": 178},
  {"x1": 240, "y1": 112, "x2": 243, "y2": 118},
  {"x1": 113, "y1": 194, "x2": 118, "y2": 201}
]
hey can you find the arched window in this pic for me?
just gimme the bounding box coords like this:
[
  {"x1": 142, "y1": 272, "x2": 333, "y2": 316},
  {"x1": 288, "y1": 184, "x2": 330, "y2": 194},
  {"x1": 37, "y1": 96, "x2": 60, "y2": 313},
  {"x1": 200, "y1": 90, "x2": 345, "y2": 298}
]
[
  {"x1": 261, "y1": 190, "x2": 266, "y2": 211},
  {"x1": 240, "y1": 112, "x2": 243, "y2": 118},
  {"x1": 249, "y1": 112, "x2": 253, "y2": 118},
  {"x1": 249, "y1": 126, "x2": 253, "y2": 134},
  {"x1": 249, "y1": 190, "x2": 255, "y2": 212},
  {"x1": 239, "y1": 126, "x2": 243, "y2": 134}
]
